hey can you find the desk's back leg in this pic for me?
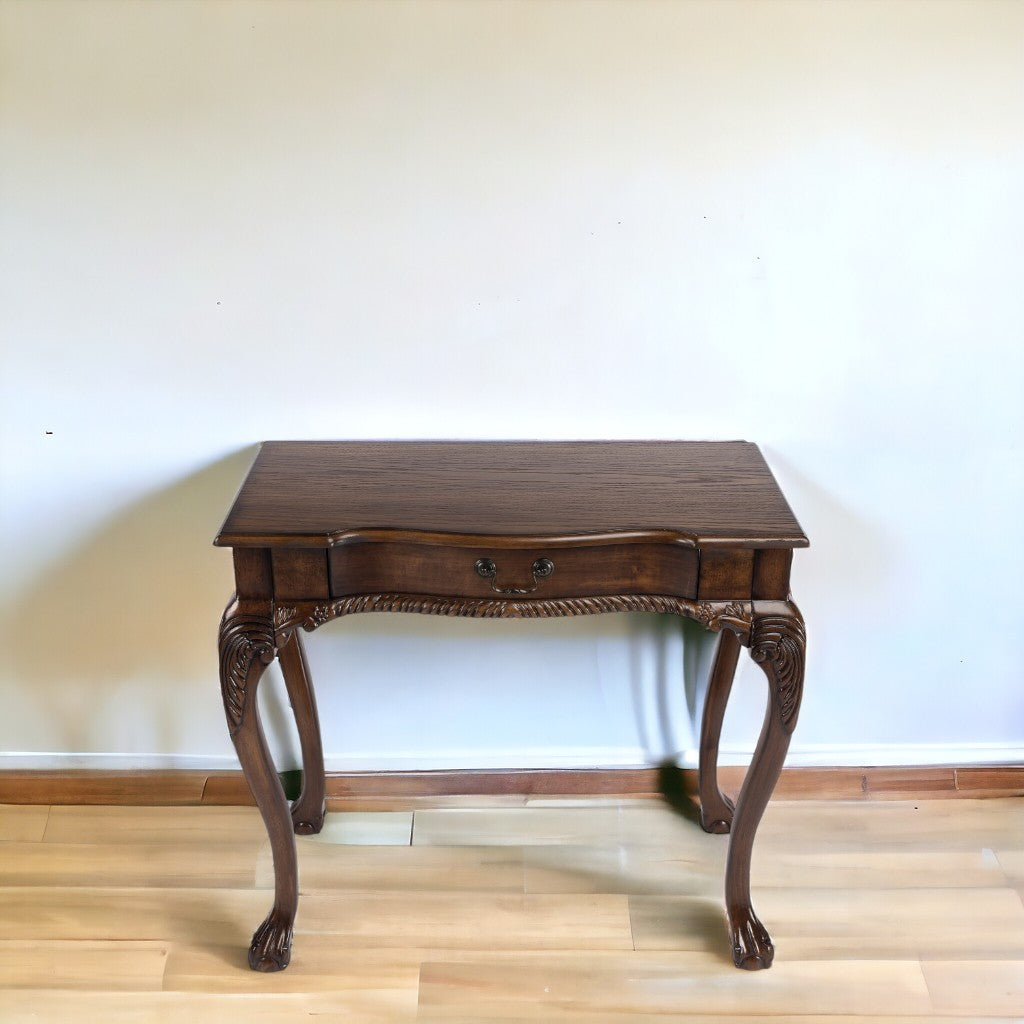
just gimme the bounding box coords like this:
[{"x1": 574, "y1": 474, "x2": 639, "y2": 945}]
[
  {"x1": 220, "y1": 597, "x2": 298, "y2": 972},
  {"x1": 277, "y1": 628, "x2": 326, "y2": 834},
  {"x1": 725, "y1": 602, "x2": 805, "y2": 970},
  {"x1": 698, "y1": 628, "x2": 741, "y2": 833}
]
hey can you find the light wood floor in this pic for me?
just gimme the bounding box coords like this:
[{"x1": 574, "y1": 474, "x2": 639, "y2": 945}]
[{"x1": 1, "y1": 796, "x2": 1022, "y2": 1022}]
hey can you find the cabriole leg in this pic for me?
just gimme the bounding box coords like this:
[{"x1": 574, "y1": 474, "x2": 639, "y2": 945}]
[
  {"x1": 698, "y1": 627, "x2": 742, "y2": 833},
  {"x1": 725, "y1": 601, "x2": 805, "y2": 970},
  {"x1": 219, "y1": 596, "x2": 298, "y2": 972},
  {"x1": 277, "y1": 628, "x2": 326, "y2": 834}
]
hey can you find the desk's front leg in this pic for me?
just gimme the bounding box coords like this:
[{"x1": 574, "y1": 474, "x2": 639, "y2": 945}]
[
  {"x1": 725, "y1": 601, "x2": 805, "y2": 970},
  {"x1": 219, "y1": 596, "x2": 298, "y2": 972}
]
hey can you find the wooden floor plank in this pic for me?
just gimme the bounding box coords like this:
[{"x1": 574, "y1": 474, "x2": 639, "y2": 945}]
[
  {"x1": 0, "y1": 797, "x2": 1020, "y2": 1020},
  {"x1": 748, "y1": 847, "x2": 1010, "y2": 890},
  {"x1": 630, "y1": 888, "x2": 1024, "y2": 960},
  {"x1": 0, "y1": 803, "x2": 49, "y2": 841},
  {"x1": 524, "y1": 844, "x2": 722, "y2": 898},
  {"x1": 416, "y1": 956, "x2": 933, "y2": 1018},
  {"x1": 2, "y1": 841, "x2": 258, "y2": 888},
  {"x1": 41, "y1": 805, "x2": 267, "y2": 845},
  {"x1": 415, "y1": 798, "x2": 1024, "y2": 853},
  {"x1": 418, "y1": 1015, "x2": 1018, "y2": 1024},
  {"x1": 993, "y1": 847, "x2": 1024, "y2": 886},
  {"x1": 0, "y1": 990, "x2": 417, "y2": 1023},
  {"x1": 293, "y1": 890, "x2": 635, "y2": 950},
  {"x1": 164, "y1": 940, "x2": 423, "y2": 993},
  {"x1": 921, "y1": 959, "x2": 1024, "y2": 1015},
  {"x1": 411, "y1": 804, "x2": 706, "y2": 850},
  {"x1": 256, "y1": 841, "x2": 524, "y2": 892},
  {"x1": 751, "y1": 798, "x2": 1024, "y2": 852},
  {"x1": 0, "y1": 940, "x2": 168, "y2": 991},
  {"x1": 411, "y1": 806, "x2": 627, "y2": 847},
  {"x1": 309, "y1": 810, "x2": 413, "y2": 845},
  {"x1": 0, "y1": 886, "x2": 630, "y2": 950},
  {"x1": 0, "y1": 887, "x2": 263, "y2": 945},
  {"x1": 420, "y1": 1019, "x2": 1019, "y2": 1024},
  {"x1": 524, "y1": 844, "x2": 1007, "y2": 895}
]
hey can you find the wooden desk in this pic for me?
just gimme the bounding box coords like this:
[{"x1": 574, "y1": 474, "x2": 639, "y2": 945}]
[{"x1": 215, "y1": 441, "x2": 808, "y2": 973}]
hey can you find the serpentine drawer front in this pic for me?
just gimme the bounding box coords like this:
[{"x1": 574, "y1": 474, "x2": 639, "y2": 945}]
[
  {"x1": 327, "y1": 536, "x2": 701, "y2": 600},
  {"x1": 215, "y1": 440, "x2": 808, "y2": 974},
  {"x1": 267, "y1": 537, "x2": 762, "y2": 603}
]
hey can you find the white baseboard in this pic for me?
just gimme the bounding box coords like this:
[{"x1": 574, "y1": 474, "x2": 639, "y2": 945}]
[{"x1": 1, "y1": 743, "x2": 1021, "y2": 773}]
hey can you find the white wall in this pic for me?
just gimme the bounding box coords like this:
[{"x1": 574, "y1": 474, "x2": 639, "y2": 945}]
[{"x1": 2, "y1": 0, "x2": 1021, "y2": 773}]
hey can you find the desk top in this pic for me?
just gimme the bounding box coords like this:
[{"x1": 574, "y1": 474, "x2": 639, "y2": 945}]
[{"x1": 215, "y1": 440, "x2": 807, "y2": 550}]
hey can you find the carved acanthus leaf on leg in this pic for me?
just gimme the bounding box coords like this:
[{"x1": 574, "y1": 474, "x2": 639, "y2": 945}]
[
  {"x1": 218, "y1": 599, "x2": 276, "y2": 734},
  {"x1": 749, "y1": 611, "x2": 806, "y2": 734}
]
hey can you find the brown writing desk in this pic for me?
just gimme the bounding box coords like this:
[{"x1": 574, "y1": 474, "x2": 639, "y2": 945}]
[{"x1": 215, "y1": 441, "x2": 807, "y2": 972}]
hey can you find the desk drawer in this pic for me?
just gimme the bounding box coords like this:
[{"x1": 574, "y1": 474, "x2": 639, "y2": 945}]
[{"x1": 329, "y1": 540, "x2": 699, "y2": 601}]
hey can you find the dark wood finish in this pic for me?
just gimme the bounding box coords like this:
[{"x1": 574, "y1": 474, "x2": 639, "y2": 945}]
[
  {"x1": 215, "y1": 440, "x2": 809, "y2": 973},
  {"x1": 698, "y1": 628, "x2": 742, "y2": 832},
  {"x1": 276, "y1": 630, "x2": 326, "y2": 834},
  {"x1": 232, "y1": 548, "x2": 272, "y2": 600},
  {"x1": 218, "y1": 596, "x2": 297, "y2": 971},
  {"x1": 4, "y1": 764, "x2": 1021, "y2": 806},
  {"x1": 215, "y1": 441, "x2": 808, "y2": 549},
  {"x1": 696, "y1": 549, "x2": 754, "y2": 600},
  {"x1": 953, "y1": 765, "x2": 1024, "y2": 794},
  {"x1": 752, "y1": 548, "x2": 793, "y2": 600},
  {"x1": 726, "y1": 602, "x2": 805, "y2": 969},
  {"x1": 271, "y1": 548, "x2": 329, "y2": 601},
  {"x1": 329, "y1": 538, "x2": 699, "y2": 600},
  {"x1": 0, "y1": 771, "x2": 209, "y2": 805}
]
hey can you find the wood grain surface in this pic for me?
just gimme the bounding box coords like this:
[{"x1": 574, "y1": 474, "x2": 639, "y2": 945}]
[
  {"x1": 2, "y1": 765, "x2": 1022, "y2": 806},
  {"x1": 214, "y1": 441, "x2": 808, "y2": 548},
  {"x1": 0, "y1": 797, "x2": 1021, "y2": 1022}
]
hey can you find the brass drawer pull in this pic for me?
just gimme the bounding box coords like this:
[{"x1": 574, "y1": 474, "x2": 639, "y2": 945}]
[{"x1": 474, "y1": 557, "x2": 554, "y2": 595}]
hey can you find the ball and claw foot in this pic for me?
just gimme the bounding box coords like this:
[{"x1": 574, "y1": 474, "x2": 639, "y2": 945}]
[
  {"x1": 291, "y1": 799, "x2": 326, "y2": 836},
  {"x1": 700, "y1": 793, "x2": 734, "y2": 834},
  {"x1": 248, "y1": 909, "x2": 293, "y2": 972},
  {"x1": 728, "y1": 905, "x2": 775, "y2": 970}
]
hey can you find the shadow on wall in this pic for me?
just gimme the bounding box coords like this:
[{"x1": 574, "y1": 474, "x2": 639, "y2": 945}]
[
  {"x1": 625, "y1": 611, "x2": 719, "y2": 765},
  {"x1": 7, "y1": 447, "x2": 261, "y2": 755},
  {"x1": 681, "y1": 614, "x2": 720, "y2": 741}
]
